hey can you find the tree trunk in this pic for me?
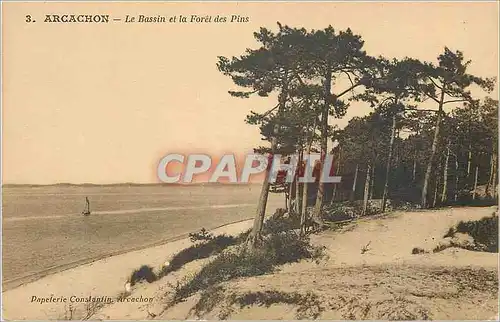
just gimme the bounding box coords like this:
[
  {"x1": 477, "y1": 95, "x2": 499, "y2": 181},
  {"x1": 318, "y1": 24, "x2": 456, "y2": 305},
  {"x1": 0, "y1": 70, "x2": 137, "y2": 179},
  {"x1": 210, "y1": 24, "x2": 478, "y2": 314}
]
[
  {"x1": 432, "y1": 179, "x2": 439, "y2": 207},
  {"x1": 331, "y1": 184, "x2": 338, "y2": 204},
  {"x1": 467, "y1": 144, "x2": 472, "y2": 178},
  {"x1": 486, "y1": 154, "x2": 492, "y2": 196},
  {"x1": 441, "y1": 140, "x2": 451, "y2": 203},
  {"x1": 472, "y1": 165, "x2": 479, "y2": 200},
  {"x1": 454, "y1": 156, "x2": 459, "y2": 202},
  {"x1": 296, "y1": 182, "x2": 302, "y2": 215},
  {"x1": 492, "y1": 154, "x2": 498, "y2": 199},
  {"x1": 412, "y1": 127, "x2": 420, "y2": 183},
  {"x1": 432, "y1": 161, "x2": 441, "y2": 208},
  {"x1": 247, "y1": 152, "x2": 274, "y2": 249},
  {"x1": 369, "y1": 165, "x2": 375, "y2": 200},
  {"x1": 284, "y1": 186, "x2": 290, "y2": 210},
  {"x1": 312, "y1": 70, "x2": 332, "y2": 225},
  {"x1": 300, "y1": 120, "x2": 317, "y2": 236},
  {"x1": 331, "y1": 148, "x2": 341, "y2": 203},
  {"x1": 412, "y1": 157, "x2": 417, "y2": 182},
  {"x1": 296, "y1": 149, "x2": 303, "y2": 217},
  {"x1": 382, "y1": 113, "x2": 397, "y2": 212},
  {"x1": 350, "y1": 164, "x2": 359, "y2": 201},
  {"x1": 362, "y1": 162, "x2": 372, "y2": 216},
  {"x1": 486, "y1": 152, "x2": 496, "y2": 197},
  {"x1": 247, "y1": 78, "x2": 288, "y2": 250},
  {"x1": 300, "y1": 182, "x2": 310, "y2": 236},
  {"x1": 287, "y1": 180, "x2": 295, "y2": 212},
  {"x1": 421, "y1": 88, "x2": 446, "y2": 208}
]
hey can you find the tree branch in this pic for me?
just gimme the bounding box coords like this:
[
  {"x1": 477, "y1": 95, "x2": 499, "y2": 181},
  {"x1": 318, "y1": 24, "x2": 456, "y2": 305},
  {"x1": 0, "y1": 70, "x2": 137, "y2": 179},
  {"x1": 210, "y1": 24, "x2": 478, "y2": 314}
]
[
  {"x1": 423, "y1": 91, "x2": 441, "y2": 104},
  {"x1": 293, "y1": 71, "x2": 307, "y2": 88},
  {"x1": 443, "y1": 98, "x2": 468, "y2": 105},
  {"x1": 336, "y1": 82, "x2": 362, "y2": 99},
  {"x1": 259, "y1": 103, "x2": 280, "y2": 119},
  {"x1": 405, "y1": 107, "x2": 439, "y2": 113},
  {"x1": 342, "y1": 71, "x2": 357, "y2": 96},
  {"x1": 428, "y1": 76, "x2": 444, "y2": 90}
]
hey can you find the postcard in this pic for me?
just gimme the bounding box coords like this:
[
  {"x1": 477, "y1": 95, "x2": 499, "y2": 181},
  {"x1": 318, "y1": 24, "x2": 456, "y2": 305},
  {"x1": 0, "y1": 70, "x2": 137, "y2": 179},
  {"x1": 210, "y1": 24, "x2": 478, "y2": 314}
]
[{"x1": 2, "y1": 1, "x2": 498, "y2": 320}]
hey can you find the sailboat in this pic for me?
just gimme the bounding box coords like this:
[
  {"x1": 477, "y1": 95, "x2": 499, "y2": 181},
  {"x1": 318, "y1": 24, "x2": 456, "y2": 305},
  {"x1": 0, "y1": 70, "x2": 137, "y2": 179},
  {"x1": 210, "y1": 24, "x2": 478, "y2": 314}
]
[{"x1": 82, "y1": 197, "x2": 91, "y2": 216}]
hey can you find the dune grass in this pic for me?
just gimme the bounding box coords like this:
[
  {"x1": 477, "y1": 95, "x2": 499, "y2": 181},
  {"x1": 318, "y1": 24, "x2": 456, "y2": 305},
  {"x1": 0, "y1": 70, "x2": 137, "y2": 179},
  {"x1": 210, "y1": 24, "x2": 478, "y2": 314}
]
[
  {"x1": 441, "y1": 214, "x2": 498, "y2": 253},
  {"x1": 170, "y1": 230, "x2": 326, "y2": 304}
]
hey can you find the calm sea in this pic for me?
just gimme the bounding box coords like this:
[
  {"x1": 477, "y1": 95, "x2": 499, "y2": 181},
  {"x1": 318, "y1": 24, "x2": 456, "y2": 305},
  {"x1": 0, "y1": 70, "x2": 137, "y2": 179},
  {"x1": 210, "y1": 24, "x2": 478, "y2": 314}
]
[{"x1": 2, "y1": 184, "x2": 283, "y2": 289}]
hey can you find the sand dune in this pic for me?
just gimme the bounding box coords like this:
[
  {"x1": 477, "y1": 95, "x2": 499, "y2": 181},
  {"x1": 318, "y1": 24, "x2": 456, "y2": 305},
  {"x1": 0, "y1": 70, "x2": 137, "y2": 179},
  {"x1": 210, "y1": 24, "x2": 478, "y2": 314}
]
[
  {"x1": 2, "y1": 206, "x2": 498, "y2": 320},
  {"x1": 153, "y1": 206, "x2": 498, "y2": 320}
]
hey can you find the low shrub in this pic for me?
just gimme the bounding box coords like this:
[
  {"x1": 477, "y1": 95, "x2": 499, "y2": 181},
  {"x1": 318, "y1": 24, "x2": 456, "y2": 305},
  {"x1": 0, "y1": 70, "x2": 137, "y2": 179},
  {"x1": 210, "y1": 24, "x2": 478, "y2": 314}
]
[
  {"x1": 455, "y1": 215, "x2": 498, "y2": 252},
  {"x1": 389, "y1": 199, "x2": 421, "y2": 211},
  {"x1": 127, "y1": 230, "x2": 238, "y2": 288},
  {"x1": 235, "y1": 228, "x2": 252, "y2": 243},
  {"x1": 438, "y1": 213, "x2": 498, "y2": 253},
  {"x1": 443, "y1": 227, "x2": 455, "y2": 238},
  {"x1": 432, "y1": 244, "x2": 451, "y2": 253},
  {"x1": 323, "y1": 201, "x2": 380, "y2": 222},
  {"x1": 172, "y1": 250, "x2": 273, "y2": 302},
  {"x1": 262, "y1": 231, "x2": 326, "y2": 264},
  {"x1": 189, "y1": 228, "x2": 214, "y2": 243},
  {"x1": 129, "y1": 265, "x2": 157, "y2": 286},
  {"x1": 262, "y1": 214, "x2": 300, "y2": 235},
  {"x1": 171, "y1": 231, "x2": 325, "y2": 304},
  {"x1": 160, "y1": 233, "x2": 238, "y2": 277},
  {"x1": 411, "y1": 247, "x2": 426, "y2": 255},
  {"x1": 191, "y1": 288, "x2": 323, "y2": 320},
  {"x1": 227, "y1": 290, "x2": 323, "y2": 319}
]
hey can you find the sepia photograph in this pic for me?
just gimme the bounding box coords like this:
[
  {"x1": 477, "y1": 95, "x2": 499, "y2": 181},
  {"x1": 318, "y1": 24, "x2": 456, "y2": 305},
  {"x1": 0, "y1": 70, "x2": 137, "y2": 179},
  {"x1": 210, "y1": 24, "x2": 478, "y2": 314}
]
[{"x1": 2, "y1": 1, "x2": 499, "y2": 320}]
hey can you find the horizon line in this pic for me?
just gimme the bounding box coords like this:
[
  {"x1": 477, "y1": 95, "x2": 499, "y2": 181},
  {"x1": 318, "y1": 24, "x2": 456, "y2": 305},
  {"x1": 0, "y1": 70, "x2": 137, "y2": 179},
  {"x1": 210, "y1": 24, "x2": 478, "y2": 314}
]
[{"x1": 1, "y1": 182, "x2": 264, "y2": 187}]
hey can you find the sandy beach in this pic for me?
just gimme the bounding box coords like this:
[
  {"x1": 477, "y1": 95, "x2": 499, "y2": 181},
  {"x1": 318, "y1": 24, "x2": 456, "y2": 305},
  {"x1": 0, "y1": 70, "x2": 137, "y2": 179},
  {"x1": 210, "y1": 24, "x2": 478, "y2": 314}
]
[{"x1": 2, "y1": 219, "x2": 255, "y2": 320}]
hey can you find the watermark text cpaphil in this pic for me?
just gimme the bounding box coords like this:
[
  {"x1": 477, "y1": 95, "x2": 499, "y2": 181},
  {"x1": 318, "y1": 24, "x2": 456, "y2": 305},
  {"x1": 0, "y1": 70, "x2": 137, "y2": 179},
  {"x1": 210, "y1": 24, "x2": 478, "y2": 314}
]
[{"x1": 157, "y1": 153, "x2": 341, "y2": 184}]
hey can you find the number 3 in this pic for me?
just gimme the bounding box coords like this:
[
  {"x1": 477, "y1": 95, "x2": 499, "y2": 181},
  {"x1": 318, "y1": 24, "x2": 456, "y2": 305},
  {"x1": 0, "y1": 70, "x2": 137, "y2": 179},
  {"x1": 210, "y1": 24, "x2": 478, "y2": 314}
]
[{"x1": 26, "y1": 15, "x2": 32, "y2": 23}]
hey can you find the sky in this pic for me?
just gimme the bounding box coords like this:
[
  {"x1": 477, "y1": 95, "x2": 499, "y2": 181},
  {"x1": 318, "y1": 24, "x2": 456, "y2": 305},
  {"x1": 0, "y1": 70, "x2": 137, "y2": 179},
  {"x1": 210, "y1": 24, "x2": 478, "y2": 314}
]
[{"x1": 2, "y1": 1, "x2": 499, "y2": 184}]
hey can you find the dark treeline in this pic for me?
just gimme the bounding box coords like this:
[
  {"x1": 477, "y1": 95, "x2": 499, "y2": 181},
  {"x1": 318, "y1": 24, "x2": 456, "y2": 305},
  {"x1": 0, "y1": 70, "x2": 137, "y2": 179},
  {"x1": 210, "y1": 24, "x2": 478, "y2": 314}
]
[
  {"x1": 331, "y1": 96, "x2": 498, "y2": 206},
  {"x1": 217, "y1": 23, "x2": 497, "y2": 250}
]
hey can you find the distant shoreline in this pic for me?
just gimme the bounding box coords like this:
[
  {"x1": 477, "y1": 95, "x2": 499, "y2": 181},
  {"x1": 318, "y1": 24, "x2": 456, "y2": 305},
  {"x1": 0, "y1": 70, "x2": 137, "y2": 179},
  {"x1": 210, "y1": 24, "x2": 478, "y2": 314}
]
[{"x1": 2, "y1": 182, "x2": 263, "y2": 188}]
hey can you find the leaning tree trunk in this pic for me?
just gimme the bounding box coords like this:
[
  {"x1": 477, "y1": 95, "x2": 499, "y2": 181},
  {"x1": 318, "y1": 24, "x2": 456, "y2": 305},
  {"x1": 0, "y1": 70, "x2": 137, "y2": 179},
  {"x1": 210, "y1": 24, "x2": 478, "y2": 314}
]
[
  {"x1": 382, "y1": 113, "x2": 397, "y2": 212},
  {"x1": 312, "y1": 70, "x2": 332, "y2": 225},
  {"x1": 247, "y1": 144, "x2": 275, "y2": 249},
  {"x1": 350, "y1": 164, "x2": 359, "y2": 201},
  {"x1": 247, "y1": 79, "x2": 288, "y2": 250},
  {"x1": 441, "y1": 140, "x2": 451, "y2": 203},
  {"x1": 362, "y1": 162, "x2": 372, "y2": 216},
  {"x1": 421, "y1": 88, "x2": 446, "y2": 208},
  {"x1": 472, "y1": 165, "x2": 479, "y2": 200}
]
